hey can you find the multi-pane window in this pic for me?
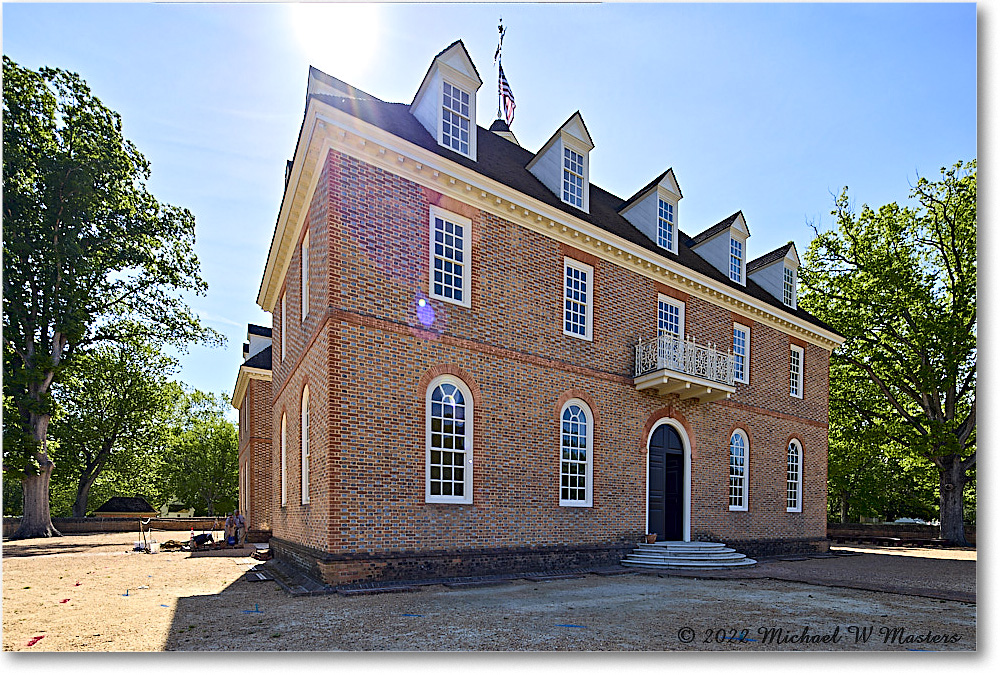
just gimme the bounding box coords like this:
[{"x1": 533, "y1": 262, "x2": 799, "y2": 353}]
[
  {"x1": 280, "y1": 413, "x2": 287, "y2": 507},
  {"x1": 729, "y1": 237, "x2": 743, "y2": 283},
  {"x1": 790, "y1": 345, "x2": 804, "y2": 398},
  {"x1": 733, "y1": 323, "x2": 750, "y2": 384},
  {"x1": 429, "y1": 208, "x2": 471, "y2": 307},
  {"x1": 787, "y1": 440, "x2": 802, "y2": 512},
  {"x1": 441, "y1": 82, "x2": 471, "y2": 155},
  {"x1": 783, "y1": 266, "x2": 796, "y2": 307},
  {"x1": 563, "y1": 147, "x2": 585, "y2": 208},
  {"x1": 301, "y1": 386, "x2": 310, "y2": 505},
  {"x1": 301, "y1": 231, "x2": 310, "y2": 321},
  {"x1": 729, "y1": 430, "x2": 748, "y2": 510},
  {"x1": 427, "y1": 377, "x2": 473, "y2": 504},
  {"x1": 560, "y1": 401, "x2": 593, "y2": 507},
  {"x1": 280, "y1": 292, "x2": 286, "y2": 361},
  {"x1": 657, "y1": 199, "x2": 675, "y2": 251},
  {"x1": 563, "y1": 258, "x2": 593, "y2": 340},
  {"x1": 658, "y1": 297, "x2": 684, "y2": 337}
]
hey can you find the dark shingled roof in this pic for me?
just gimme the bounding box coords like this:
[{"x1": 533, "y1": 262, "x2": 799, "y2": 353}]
[
  {"x1": 689, "y1": 211, "x2": 744, "y2": 246},
  {"x1": 304, "y1": 81, "x2": 836, "y2": 335},
  {"x1": 748, "y1": 242, "x2": 795, "y2": 273},
  {"x1": 94, "y1": 496, "x2": 156, "y2": 513},
  {"x1": 617, "y1": 170, "x2": 669, "y2": 214},
  {"x1": 248, "y1": 324, "x2": 272, "y2": 338},
  {"x1": 244, "y1": 345, "x2": 272, "y2": 371}
]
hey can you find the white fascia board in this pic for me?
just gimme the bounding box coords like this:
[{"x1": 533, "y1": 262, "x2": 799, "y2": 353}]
[
  {"x1": 231, "y1": 365, "x2": 273, "y2": 409},
  {"x1": 784, "y1": 244, "x2": 800, "y2": 268},
  {"x1": 262, "y1": 99, "x2": 844, "y2": 348}
]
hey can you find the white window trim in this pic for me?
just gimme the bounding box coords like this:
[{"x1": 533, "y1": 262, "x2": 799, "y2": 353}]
[
  {"x1": 425, "y1": 374, "x2": 474, "y2": 505},
  {"x1": 301, "y1": 231, "x2": 310, "y2": 321},
  {"x1": 428, "y1": 205, "x2": 473, "y2": 308},
  {"x1": 280, "y1": 291, "x2": 286, "y2": 361},
  {"x1": 563, "y1": 257, "x2": 594, "y2": 341},
  {"x1": 301, "y1": 386, "x2": 310, "y2": 505},
  {"x1": 790, "y1": 345, "x2": 804, "y2": 399},
  {"x1": 657, "y1": 197, "x2": 678, "y2": 254},
  {"x1": 787, "y1": 440, "x2": 803, "y2": 513},
  {"x1": 280, "y1": 413, "x2": 287, "y2": 507},
  {"x1": 729, "y1": 235, "x2": 746, "y2": 285},
  {"x1": 657, "y1": 294, "x2": 685, "y2": 338},
  {"x1": 559, "y1": 398, "x2": 594, "y2": 508},
  {"x1": 439, "y1": 79, "x2": 474, "y2": 159},
  {"x1": 733, "y1": 322, "x2": 750, "y2": 384},
  {"x1": 783, "y1": 266, "x2": 797, "y2": 308},
  {"x1": 728, "y1": 429, "x2": 749, "y2": 511}
]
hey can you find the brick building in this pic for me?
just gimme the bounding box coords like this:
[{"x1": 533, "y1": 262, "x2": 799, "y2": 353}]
[
  {"x1": 238, "y1": 41, "x2": 843, "y2": 585},
  {"x1": 232, "y1": 324, "x2": 274, "y2": 538}
]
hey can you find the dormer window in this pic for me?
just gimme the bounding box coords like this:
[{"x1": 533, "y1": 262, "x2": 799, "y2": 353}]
[
  {"x1": 783, "y1": 266, "x2": 796, "y2": 307},
  {"x1": 442, "y1": 81, "x2": 471, "y2": 155},
  {"x1": 729, "y1": 237, "x2": 744, "y2": 284},
  {"x1": 657, "y1": 199, "x2": 675, "y2": 250},
  {"x1": 563, "y1": 147, "x2": 585, "y2": 208}
]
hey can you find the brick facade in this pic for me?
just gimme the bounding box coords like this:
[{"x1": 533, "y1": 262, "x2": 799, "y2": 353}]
[
  {"x1": 238, "y1": 376, "x2": 274, "y2": 533},
  {"x1": 260, "y1": 148, "x2": 833, "y2": 585}
]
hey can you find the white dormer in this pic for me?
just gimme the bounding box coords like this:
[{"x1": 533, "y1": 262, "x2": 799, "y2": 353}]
[
  {"x1": 618, "y1": 169, "x2": 683, "y2": 254},
  {"x1": 411, "y1": 41, "x2": 483, "y2": 160},
  {"x1": 748, "y1": 243, "x2": 800, "y2": 308},
  {"x1": 690, "y1": 211, "x2": 750, "y2": 286},
  {"x1": 526, "y1": 112, "x2": 595, "y2": 213}
]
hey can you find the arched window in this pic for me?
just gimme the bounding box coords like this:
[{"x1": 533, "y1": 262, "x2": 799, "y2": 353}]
[
  {"x1": 787, "y1": 440, "x2": 802, "y2": 512},
  {"x1": 426, "y1": 375, "x2": 473, "y2": 504},
  {"x1": 729, "y1": 430, "x2": 748, "y2": 511},
  {"x1": 301, "y1": 385, "x2": 310, "y2": 505},
  {"x1": 560, "y1": 399, "x2": 594, "y2": 507},
  {"x1": 301, "y1": 231, "x2": 310, "y2": 321},
  {"x1": 280, "y1": 413, "x2": 287, "y2": 507}
]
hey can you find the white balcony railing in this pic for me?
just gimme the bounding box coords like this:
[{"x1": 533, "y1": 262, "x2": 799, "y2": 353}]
[{"x1": 634, "y1": 333, "x2": 736, "y2": 387}]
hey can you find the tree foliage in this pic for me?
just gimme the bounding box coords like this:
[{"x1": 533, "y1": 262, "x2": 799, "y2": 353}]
[
  {"x1": 2, "y1": 57, "x2": 221, "y2": 537},
  {"x1": 801, "y1": 160, "x2": 976, "y2": 543},
  {"x1": 49, "y1": 340, "x2": 177, "y2": 517}
]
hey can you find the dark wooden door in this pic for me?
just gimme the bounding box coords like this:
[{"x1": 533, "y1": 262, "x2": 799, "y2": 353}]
[{"x1": 648, "y1": 425, "x2": 684, "y2": 541}]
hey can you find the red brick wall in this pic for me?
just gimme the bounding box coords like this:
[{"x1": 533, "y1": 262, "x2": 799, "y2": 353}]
[{"x1": 268, "y1": 149, "x2": 832, "y2": 566}]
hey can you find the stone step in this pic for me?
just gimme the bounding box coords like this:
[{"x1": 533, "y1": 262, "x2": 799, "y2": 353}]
[
  {"x1": 626, "y1": 551, "x2": 747, "y2": 562},
  {"x1": 636, "y1": 545, "x2": 736, "y2": 556},
  {"x1": 622, "y1": 556, "x2": 758, "y2": 568},
  {"x1": 642, "y1": 540, "x2": 727, "y2": 549}
]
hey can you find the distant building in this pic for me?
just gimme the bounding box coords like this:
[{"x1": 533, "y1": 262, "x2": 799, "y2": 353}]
[
  {"x1": 235, "y1": 41, "x2": 844, "y2": 585},
  {"x1": 232, "y1": 324, "x2": 274, "y2": 538},
  {"x1": 92, "y1": 496, "x2": 158, "y2": 519}
]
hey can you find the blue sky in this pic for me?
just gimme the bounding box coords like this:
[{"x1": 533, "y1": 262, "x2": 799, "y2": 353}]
[{"x1": 2, "y1": 2, "x2": 978, "y2": 407}]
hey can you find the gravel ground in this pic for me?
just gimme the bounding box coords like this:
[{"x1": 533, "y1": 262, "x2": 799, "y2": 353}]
[{"x1": 1, "y1": 532, "x2": 976, "y2": 652}]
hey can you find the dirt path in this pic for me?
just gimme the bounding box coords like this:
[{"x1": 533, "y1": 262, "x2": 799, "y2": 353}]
[{"x1": 2, "y1": 533, "x2": 976, "y2": 651}]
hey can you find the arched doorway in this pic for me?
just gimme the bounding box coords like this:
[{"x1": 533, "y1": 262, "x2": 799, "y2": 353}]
[{"x1": 647, "y1": 423, "x2": 687, "y2": 541}]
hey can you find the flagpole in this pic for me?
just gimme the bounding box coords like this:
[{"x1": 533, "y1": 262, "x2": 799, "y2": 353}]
[{"x1": 496, "y1": 18, "x2": 504, "y2": 121}]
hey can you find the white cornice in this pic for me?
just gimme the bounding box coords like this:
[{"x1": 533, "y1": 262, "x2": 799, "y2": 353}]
[
  {"x1": 231, "y1": 365, "x2": 272, "y2": 409},
  {"x1": 258, "y1": 99, "x2": 844, "y2": 350}
]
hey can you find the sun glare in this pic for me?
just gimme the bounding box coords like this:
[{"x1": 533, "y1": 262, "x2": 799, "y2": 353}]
[{"x1": 288, "y1": 3, "x2": 382, "y2": 82}]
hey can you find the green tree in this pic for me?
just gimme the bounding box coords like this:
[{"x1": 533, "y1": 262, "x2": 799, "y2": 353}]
[
  {"x1": 801, "y1": 160, "x2": 976, "y2": 544},
  {"x1": 160, "y1": 389, "x2": 238, "y2": 517},
  {"x1": 2, "y1": 58, "x2": 220, "y2": 538},
  {"x1": 49, "y1": 340, "x2": 176, "y2": 517}
]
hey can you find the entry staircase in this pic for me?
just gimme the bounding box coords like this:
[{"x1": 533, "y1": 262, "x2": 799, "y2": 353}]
[{"x1": 621, "y1": 540, "x2": 757, "y2": 569}]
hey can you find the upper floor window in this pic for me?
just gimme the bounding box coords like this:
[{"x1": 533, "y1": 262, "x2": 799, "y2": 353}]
[
  {"x1": 301, "y1": 385, "x2": 310, "y2": 505},
  {"x1": 441, "y1": 81, "x2": 471, "y2": 156},
  {"x1": 729, "y1": 429, "x2": 748, "y2": 511},
  {"x1": 787, "y1": 440, "x2": 802, "y2": 512},
  {"x1": 563, "y1": 147, "x2": 585, "y2": 208},
  {"x1": 301, "y1": 231, "x2": 310, "y2": 321},
  {"x1": 280, "y1": 413, "x2": 287, "y2": 507},
  {"x1": 729, "y1": 237, "x2": 743, "y2": 284},
  {"x1": 783, "y1": 266, "x2": 796, "y2": 307},
  {"x1": 733, "y1": 323, "x2": 750, "y2": 384},
  {"x1": 426, "y1": 375, "x2": 473, "y2": 504},
  {"x1": 658, "y1": 295, "x2": 684, "y2": 338},
  {"x1": 280, "y1": 292, "x2": 286, "y2": 361},
  {"x1": 429, "y1": 207, "x2": 472, "y2": 307},
  {"x1": 790, "y1": 345, "x2": 804, "y2": 398},
  {"x1": 657, "y1": 199, "x2": 675, "y2": 251},
  {"x1": 560, "y1": 399, "x2": 594, "y2": 507},
  {"x1": 563, "y1": 258, "x2": 593, "y2": 340}
]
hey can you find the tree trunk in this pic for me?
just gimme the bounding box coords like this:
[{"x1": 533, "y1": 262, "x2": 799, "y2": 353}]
[
  {"x1": 11, "y1": 413, "x2": 61, "y2": 539},
  {"x1": 73, "y1": 473, "x2": 98, "y2": 518},
  {"x1": 938, "y1": 455, "x2": 969, "y2": 546},
  {"x1": 839, "y1": 493, "x2": 850, "y2": 523}
]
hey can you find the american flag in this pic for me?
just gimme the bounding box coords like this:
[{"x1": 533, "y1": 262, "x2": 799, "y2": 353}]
[{"x1": 499, "y1": 65, "x2": 515, "y2": 126}]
